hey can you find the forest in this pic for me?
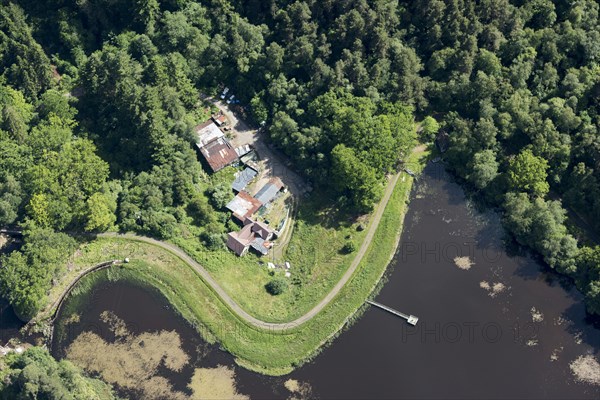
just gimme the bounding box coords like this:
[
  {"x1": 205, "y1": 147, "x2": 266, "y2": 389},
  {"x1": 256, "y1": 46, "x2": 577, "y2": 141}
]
[
  {"x1": 0, "y1": 0, "x2": 599, "y2": 376},
  {"x1": 0, "y1": 347, "x2": 117, "y2": 399}
]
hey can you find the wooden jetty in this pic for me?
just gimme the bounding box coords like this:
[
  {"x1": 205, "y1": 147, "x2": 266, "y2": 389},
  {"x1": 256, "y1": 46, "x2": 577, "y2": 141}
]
[
  {"x1": 403, "y1": 168, "x2": 417, "y2": 178},
  {"x1": 366, "y1": 300, "x2": 419, "y2": 326}
]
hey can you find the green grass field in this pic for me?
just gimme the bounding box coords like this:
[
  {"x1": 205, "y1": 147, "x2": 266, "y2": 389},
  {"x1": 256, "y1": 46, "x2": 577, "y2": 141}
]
[
  {"x1": 54, "y1": 149, "x2": 429, "y2": 375},
  {"x1": 170, "y1": 193, "x2": 369, "y2": 323}
]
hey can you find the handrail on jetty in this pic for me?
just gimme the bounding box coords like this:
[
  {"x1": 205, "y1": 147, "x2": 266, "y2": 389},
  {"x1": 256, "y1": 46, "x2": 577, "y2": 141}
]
[{"x1": 366, "y1": 300, "x2": 419, "y2": 326}]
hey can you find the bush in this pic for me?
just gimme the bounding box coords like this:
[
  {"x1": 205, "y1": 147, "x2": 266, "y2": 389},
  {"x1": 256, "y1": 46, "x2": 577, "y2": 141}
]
[
  {"x1": 342, "y1": 241, "x2": 357, "y2": 254},
  {"x1": 0, "y1": 347, "x2": 117, "y2": 399},
  {"x1": 265, "y1": 278, "x2": 288, "y2": 295},
  {"x1": 208, "y1": 183, "x2": 232, "y2": 210},
  {"x1": 142, "y1": 211, "x2": 178, "y2": 239},
  {"x1": 202, "y1": 232, "x2": 225, "y2": 250},
  {"x1": 187, "y1": 193, "x2": 215, "y2": 225},
  {"x1": 420, "y1": 116, "x2": 440, "y2": 141}
]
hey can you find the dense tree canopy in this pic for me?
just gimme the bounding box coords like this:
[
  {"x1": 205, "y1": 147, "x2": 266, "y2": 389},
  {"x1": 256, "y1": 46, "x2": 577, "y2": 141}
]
[
  {"x1": 0, "y1": 0, "x2": 600, "y2": 395},
  {"x1": 0, "y1": 347, "x2": 117, "y2": 399},
  {"x1": 0, "y1": 226, "x2": 76, "y2": 320},
  {"x1": 507, "y1": 149, "x2": 550, "y2": 197},
  {"x1": 0, "y1": 0, "x2": 598, "y2": 363}
]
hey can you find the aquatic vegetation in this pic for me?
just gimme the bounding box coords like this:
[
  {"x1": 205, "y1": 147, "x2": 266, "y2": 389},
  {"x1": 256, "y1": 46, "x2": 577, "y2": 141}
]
[
  {"x1": 530, "y1": 307, "x2": 544, "y2": 323},
  {"x1": 284, "y1": 378, "x2": 313, "y2": 399},
  {"x1": 479, "y1": 281, "x2": 506, "y2": 297},
  {"x1": 66, "y1": 312, "x2": 190, "y2": 399},
  {"x1": 569, "y1": 355, "x2": 600, "y2": 386},
  {"x1": 454, "y1": 256, "x2": 473, "y2": 270},
  {"x1": 188, "y1": 366, "x2": 248, "y2": 400}
]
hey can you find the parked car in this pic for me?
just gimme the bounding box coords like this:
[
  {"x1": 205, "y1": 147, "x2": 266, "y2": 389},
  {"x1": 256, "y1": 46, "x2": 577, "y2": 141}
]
[
  {"x1": 226, "y1": 95, "x2": 235, "y2": 104},
  {"x1": 220, "y1": 87, "x2": 229, "y2": 99}
]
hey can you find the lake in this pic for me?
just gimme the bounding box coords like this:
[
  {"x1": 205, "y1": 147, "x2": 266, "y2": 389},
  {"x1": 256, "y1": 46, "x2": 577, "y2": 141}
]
[{"x1": 52, "y1": 162, "x2": 600, "y2": 399}]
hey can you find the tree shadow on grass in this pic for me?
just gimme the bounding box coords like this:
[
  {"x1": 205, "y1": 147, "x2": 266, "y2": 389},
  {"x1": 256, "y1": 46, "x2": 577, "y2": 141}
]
[{"x1": 295, "y1": 189, "x2": 359, "y2": 231}]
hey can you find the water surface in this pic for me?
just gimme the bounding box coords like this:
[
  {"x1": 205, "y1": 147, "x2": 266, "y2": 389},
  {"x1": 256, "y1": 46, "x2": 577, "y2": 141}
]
[
  {"x1": 53, "y1": 163, "x2": 600, "y2": 399},
  {"x1": 0, "y1": 236, "x2": 24, "y2": 345}
]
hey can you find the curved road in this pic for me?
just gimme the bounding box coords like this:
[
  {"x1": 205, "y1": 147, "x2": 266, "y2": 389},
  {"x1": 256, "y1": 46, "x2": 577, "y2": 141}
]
[
  {"x1": 92, "y1": 170, "x2": 402, "y2": 331},
  {"x1": 48, "y1": 170, "x2": 402, "y2": 330}
]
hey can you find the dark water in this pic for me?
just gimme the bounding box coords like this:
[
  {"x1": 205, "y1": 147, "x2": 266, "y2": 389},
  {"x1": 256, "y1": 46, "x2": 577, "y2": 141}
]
[
  {"x1": 0, "y1": 298, "x2": 22, "y2": 345},
  {"x1": 0, "y1": 237, "x2": 24, "y2": 345},
  {"x1": 53, "y1": 163, "x2": 600, "y2": 399},
  {"x1": 52, "y1": 281, "x2": 242, "y2": 397}
]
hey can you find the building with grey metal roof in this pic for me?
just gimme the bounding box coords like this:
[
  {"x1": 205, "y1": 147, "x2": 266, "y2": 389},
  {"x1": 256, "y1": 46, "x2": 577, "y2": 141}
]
[
  {"x1": 254, "y1": 177, "x2": 284, "y2": 204},
  {"x1": 232, "y1": 167, "x2": 258, "y2": 193}
]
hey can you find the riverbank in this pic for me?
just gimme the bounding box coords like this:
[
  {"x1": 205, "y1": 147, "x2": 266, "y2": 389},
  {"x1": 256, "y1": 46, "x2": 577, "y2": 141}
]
[{"x1": 52, "y1": 148, "x2": 429, "y2": 375}]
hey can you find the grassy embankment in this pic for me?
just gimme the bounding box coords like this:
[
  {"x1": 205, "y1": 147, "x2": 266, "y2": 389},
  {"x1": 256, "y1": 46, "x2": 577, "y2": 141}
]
[
  {"x1": 38, "y1": 163, "x2": 368, "y2": 326},
  {"x1": 55, "y1": 149, "x2": 429, "y2": 375},
  {"x1": 172, "y1": 190, "x2": 370, "y2": 323}
]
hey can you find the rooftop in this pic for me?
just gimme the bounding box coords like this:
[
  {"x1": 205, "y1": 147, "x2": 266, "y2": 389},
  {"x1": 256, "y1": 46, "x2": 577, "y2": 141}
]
[
  {"x1": 250, "y1": 219, "x2": 271, "y2": 240},
  {"x1": 226, "y1": 219, "x2": 274, "y2": 256},
  {"x1": 235, "y1": 144, "x2": 252, "y2": 157},
  {"x1": 226, "y1": 191, "x2": 262, "y2": 221},
  {"x1": 199, "y1": 137, "x2": 238, "y2": 172},
  {"x1": 212, "y1": 114, "x2": 227, "y2": 126},
  {"x1": 254, "y1": 177, "x2": 284, "y2": 204},
  {"x1": 250, "y1": 237, "x2": 271, "y2": 255},
  {"x1": 227, "y1": 226, "x2": 253, "y2": 256},
  {"x1": 195, "y1": 120, "x2": 224, "y2": 148},
  {"x1": 232, "y1": 167, "x2": 258, "y2": 193}
]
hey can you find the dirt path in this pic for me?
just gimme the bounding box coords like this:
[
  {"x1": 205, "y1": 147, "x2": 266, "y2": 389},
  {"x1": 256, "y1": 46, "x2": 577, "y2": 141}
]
[
  {"x1": 207, "y1": 98, "x2": 305, "y2": 258},
  {"x1": 43, "y1": 99, "x2": 419, "y2": 331},
  {"x1": 206, "y1": 98, "x2": 308, "y2": 197},
  {"x1": 45, "y1": 161, "x2": 409, "y2": 332},
  {"x1": 105, "y1": 167, "x2": 403, "y2": 329}
]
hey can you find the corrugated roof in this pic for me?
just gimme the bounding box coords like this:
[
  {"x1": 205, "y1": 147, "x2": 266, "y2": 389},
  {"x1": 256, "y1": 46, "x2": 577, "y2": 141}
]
[
  {"x1": 250, "y1": 237, "x2": 270, "y2": 255},
  {"x1": 232, "y1": 167, "x2": 257, "y2": 192},
  {"x1": 225, "y1": 192, "x2": 262, "y2": 220},
  {"x1": 196, "y1": 120, "x2": 224, "y2": 148},
  {"x1": 199, "y1": 137, "x2": 238, "y2": 172},
  {"x1": 254, "y1": 178, "x2": 284, "y2": 204},
  {"x1": 235, "y1": 144, "x2": 252, "y2": 157}
]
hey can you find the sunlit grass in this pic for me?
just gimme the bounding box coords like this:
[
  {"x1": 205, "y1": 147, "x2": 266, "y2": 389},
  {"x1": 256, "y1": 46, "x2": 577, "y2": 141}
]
[{"x1": 55, "y1": 149, "x2": 429, "y2": 375}]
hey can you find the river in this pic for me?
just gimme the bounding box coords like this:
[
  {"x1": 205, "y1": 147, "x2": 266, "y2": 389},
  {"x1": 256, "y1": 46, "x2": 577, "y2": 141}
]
[{"x1": 52, "y1": 162, "x2": 600, "y2": 399}]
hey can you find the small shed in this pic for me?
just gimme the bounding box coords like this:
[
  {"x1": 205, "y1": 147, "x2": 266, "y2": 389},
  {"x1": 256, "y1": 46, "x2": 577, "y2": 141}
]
[
  {"x1": 232, "y1": 167, "x2": 257, "y2": 192},
  {"x1": 212, "y1": 114, "x2": 227, "y2": 126},
  {"x1": 235, "y1": 144, "x2": 252, "y2": 157},
  {"x1": 254, "y1": 177, "x2": 284, "y2": 205}
]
